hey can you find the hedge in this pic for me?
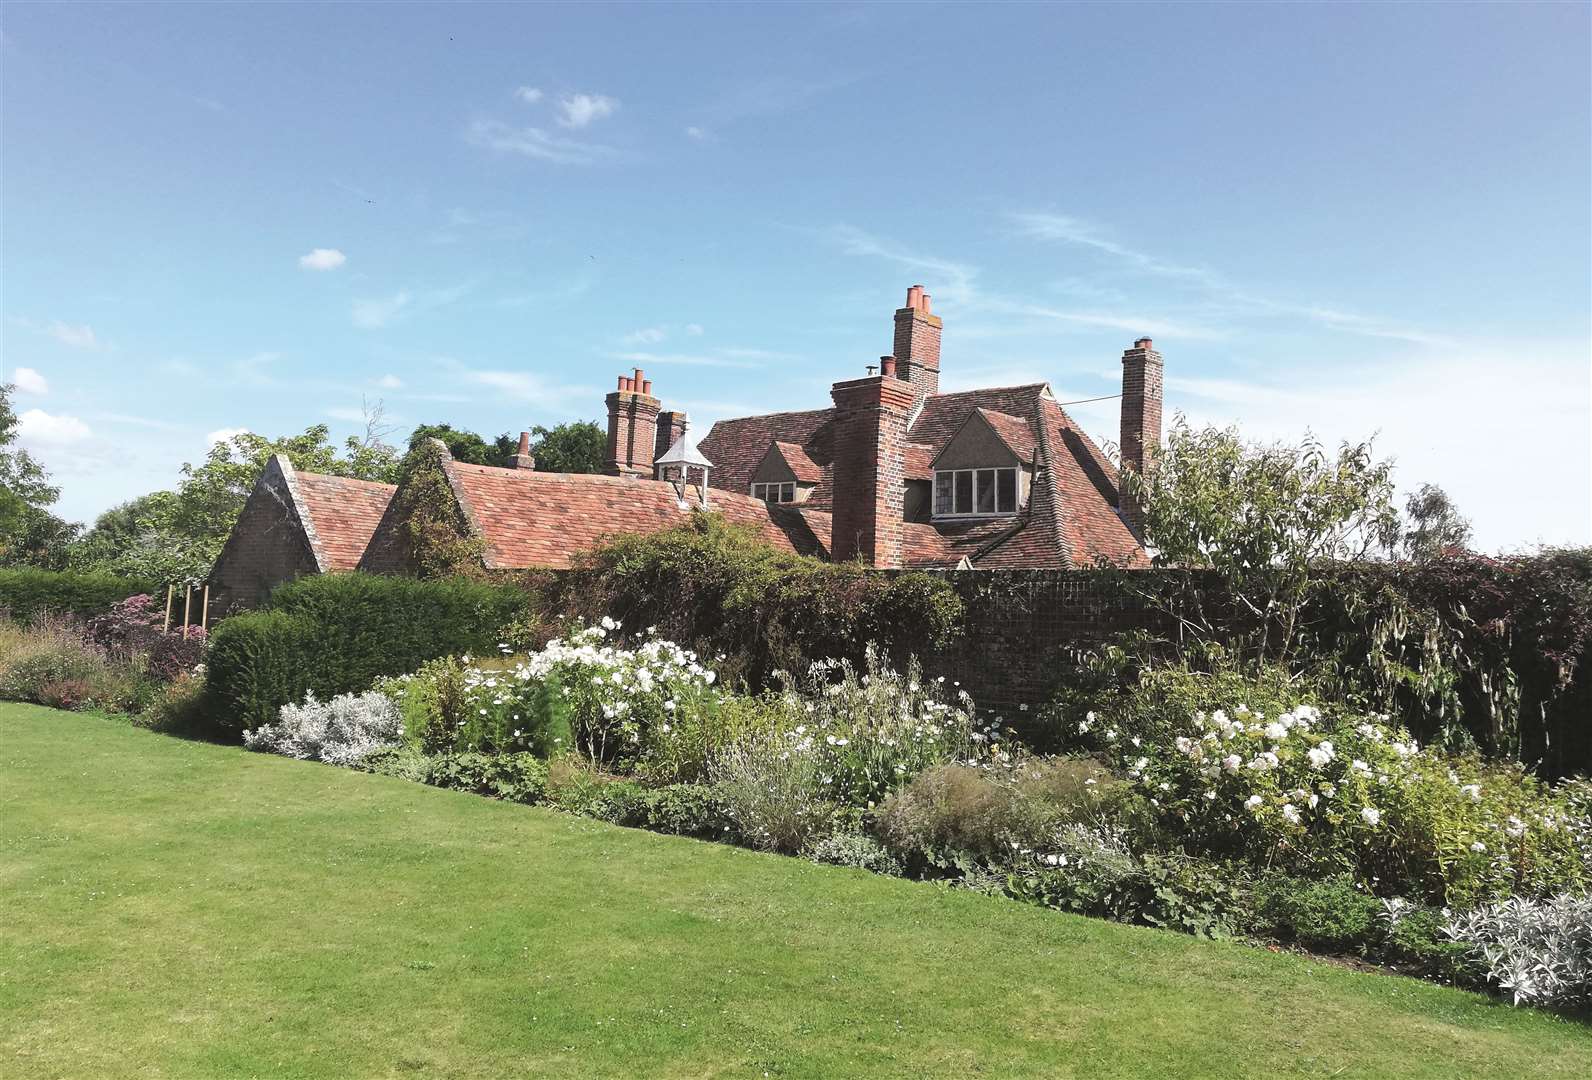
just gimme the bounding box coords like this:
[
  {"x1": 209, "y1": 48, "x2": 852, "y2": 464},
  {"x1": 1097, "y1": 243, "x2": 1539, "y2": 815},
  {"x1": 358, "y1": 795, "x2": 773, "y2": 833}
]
[
  {"x1": 541, "y1": 514, "x2": 965, "y2": 690},
  {"x1": 0, "y1": 568, "x2": 156, "y2": 623},
  {"x1": 205, "y1": 573, "x2": 532, "y2": 733}
]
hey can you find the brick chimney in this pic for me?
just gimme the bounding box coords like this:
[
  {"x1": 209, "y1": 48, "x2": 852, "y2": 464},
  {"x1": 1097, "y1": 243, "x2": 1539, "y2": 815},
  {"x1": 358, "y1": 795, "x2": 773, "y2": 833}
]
[
  {"x1": 654, "y1": 409, "x2": 688, "y2": 472},
  {"x1": 1119, "y1": 337, "x2": 1164, "y2": 541},
  {"x1": 510, "y1": 431, "x2": 537, "y2": 470},
  {"x1": 893, "y1": 284, "x2": 942, "y2": 401},
  {"x1": 604, "y1": 368, "x2": 661, "y2": 479},
  {"x1": 829, "y1": 366, "x2": 915, "y2": 567}
]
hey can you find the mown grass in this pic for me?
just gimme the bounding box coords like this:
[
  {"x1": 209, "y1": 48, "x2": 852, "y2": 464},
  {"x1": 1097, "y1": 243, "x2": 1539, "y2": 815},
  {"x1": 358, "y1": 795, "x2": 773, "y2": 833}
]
[{"x1": 1, "y1": 703, "x2": 1587, "y2": 1079}]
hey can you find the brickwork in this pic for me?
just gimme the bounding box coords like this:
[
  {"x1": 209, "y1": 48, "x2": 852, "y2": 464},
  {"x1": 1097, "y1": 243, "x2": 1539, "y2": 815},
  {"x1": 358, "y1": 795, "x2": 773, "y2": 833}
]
[
  {"x1": 604, "y1": 368, "x2": 662, "y2": 479},
  {"x1": 207, "y1": 457, "x2": 319, "y2": 614},
  {"x1": 893, "y1": 284, "x2": 942, "y2": 401},
  {"x1": 829, "y1": 374, "x2": 916, "y2": 566},
  {"x1": 654, "y1": 410, "x2": 688, "y2": 468},
  {"x1": 1118, "y1": 338, "x2": 1164, "y2": 541}
]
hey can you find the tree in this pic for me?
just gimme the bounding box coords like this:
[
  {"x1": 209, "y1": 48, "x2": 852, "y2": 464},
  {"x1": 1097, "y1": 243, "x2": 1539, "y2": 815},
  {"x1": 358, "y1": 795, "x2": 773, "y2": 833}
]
[
  {"x1": 530, "y1": 420, "x2": 605, "y2": 474},
  {"x1": 406, "y1": 423, "x2": 512, "y2": 468},
  {"x1": 68, "y1": 492, "x2": 212, "y2": 583},
  {"x1": 1123, "y1": 416, "x2": 1399, "y2": 661},
  {"x1": 1401, "y1": 483, "x2": 1472, "y2": 562},
  {"x1": 0, "y1": 383, "x2": 79, "y2": 568}
]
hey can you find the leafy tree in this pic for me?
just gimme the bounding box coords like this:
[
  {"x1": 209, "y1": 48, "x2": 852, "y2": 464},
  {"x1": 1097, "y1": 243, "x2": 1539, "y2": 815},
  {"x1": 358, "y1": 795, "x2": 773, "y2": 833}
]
[
  {"x1": 530, "y1": 420, "x2": 605, "y2": 474},
  {"x1": 0, "y1": 383, "x2": 79, "y2": 568},
  {"x1": 68, "y1": 492, "x2": 212, "y2": 583},
  {"x1": 1401, "y1": 483, "x2": 1472, "y2": 562},
  {"x1": 1123, "y1": 416, "x2": 1399, "y2": 661},
  {"x1": 407, "y1": 423, "x2": 513, "y2": 468}
]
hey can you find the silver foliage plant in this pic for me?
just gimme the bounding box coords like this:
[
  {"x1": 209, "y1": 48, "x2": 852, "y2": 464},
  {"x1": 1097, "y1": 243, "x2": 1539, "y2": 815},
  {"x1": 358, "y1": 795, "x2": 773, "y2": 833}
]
[
  {"x1": 244, "y1": 690, "x2": 402, "y2": 767},
  {"x1": 1443, "y1": 894, "x2": 1592, "y2": 1008}
]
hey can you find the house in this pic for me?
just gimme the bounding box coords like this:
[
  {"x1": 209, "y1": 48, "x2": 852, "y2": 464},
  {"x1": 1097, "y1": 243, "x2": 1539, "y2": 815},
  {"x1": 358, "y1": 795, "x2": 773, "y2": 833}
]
[
  {"x1": 695, "y1": 285, "x2": 1159, "y2": 569},
  {"x1": 209, "y1": 283, "x2": 1161, "y2": 607}
]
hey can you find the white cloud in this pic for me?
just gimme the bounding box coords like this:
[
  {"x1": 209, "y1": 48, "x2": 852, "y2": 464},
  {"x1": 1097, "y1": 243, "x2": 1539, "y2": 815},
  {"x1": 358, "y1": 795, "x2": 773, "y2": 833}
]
[
  {"x1": 824, "y1": 223, "x2": 979, "y2": 306},
  {"x1": 352, "y1": 290, "x2": 412, "y2": 329},
  {"x1": 514, "y1": 86, "x2": 544, "y2": 104},
  {"x1": 613, "y1": 350, "x2": 757, "y2": 370},
  {"x1": 47, "y1": 321, "x2": 99, "y2": 349},
  {"x1": 11, "y1": 367, "x2": 48, "y2": 394},
  {"x1": 622, "y1": 326, "x2": 667, "y2": 346},
  {"x1": 465, "y1": 119, "x2": 615, "y2": 165},
  {"x1": 685, "y1": 323, "x2": 704, "y2": 336},
  {"x1": 461, "y1": 368, "x2": 592, "y2": 407},
  {"x1": 375, "y1": 374, "x2": 404, "y2": 389},
  {"x1": 18, "y1": 408, "x2": 91, "y2": 446},
  {"x1": 685, "y1": 126, "x2": 711, "y2": 141},
  {"x1": 326, "y1": 407, "x2": 370, "y2": 422},
  {"x1": 298, "y1": 247, "x2": 347, "y2": 271},
  {"x1": 555, "y1": 92, "x2": 618, "y2": 129},
  {"x1": 206, "y1": 427, "x2": 249, "y2": 447}
]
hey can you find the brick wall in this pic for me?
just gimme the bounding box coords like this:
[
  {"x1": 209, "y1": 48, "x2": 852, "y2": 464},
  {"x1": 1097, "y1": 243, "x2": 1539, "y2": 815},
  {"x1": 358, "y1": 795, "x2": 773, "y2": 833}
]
[
  {"x1": 604, "y1": 370, "x2": 661, "y2": 479},
  {"x1": 829, "y1": 374, "x2": 916, "y2": 566},
  {"x1": 893, "y1": 285, "x2": 942, "y2": 401}
]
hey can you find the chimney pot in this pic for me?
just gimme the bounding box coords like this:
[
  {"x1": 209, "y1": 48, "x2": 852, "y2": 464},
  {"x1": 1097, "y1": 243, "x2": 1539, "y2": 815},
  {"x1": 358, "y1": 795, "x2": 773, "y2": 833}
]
[
  {"x1": 1134, "y1": 337, "x2": 1153, "y2": 350},
  {"x1": 880, "y1": 355, "x2": 898, "y2": 377},
  {"x1": 642, "y1": 379, "x2": 653, "y2": 395},
  {"x1": 517, "y1": 431, "x2": 531, "y2": 455},
  {"x1": 616, "y1": 374, "x2": 626, "y2": 390}
]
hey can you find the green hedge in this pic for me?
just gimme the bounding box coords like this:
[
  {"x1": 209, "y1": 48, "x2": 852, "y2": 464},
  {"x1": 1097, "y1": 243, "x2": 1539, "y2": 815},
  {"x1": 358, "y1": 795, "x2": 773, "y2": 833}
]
[
  {"x1": 205, "y1": 573, "x2": 532, "y2": 733},
  {"x1": 0, "y1": 568, "x2": 156, "y2": 623},
  {"x1": 542, "y1": 514, "x2": 964, "y2": 690}
]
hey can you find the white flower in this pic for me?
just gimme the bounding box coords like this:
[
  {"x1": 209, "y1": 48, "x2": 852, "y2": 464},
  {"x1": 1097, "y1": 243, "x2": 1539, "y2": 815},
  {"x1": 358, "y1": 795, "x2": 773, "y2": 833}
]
[
  {"x1": 1460, "y1": 784, "x2": 1482, "y2": 802},
  {"x1": 1264, "y1": 722, "x2": 1288, "y2": 740},
  {"x1": 600, "y1": 615, "x2": 619, "y2": 631},
  {"x1": 1470, "y1": 841, "x2": 1487, "y2": 853},
  {"x1": 1360, "y1": 806, "x2": 1382, "y2": 827},
  {"x1": 1306, "y1": 746, "x2": 1333, "y2": 769},
  {"x1": 1221, "y1": 754, "x2": 1242, "y2": 772},
  {"x1": 1245, "y1": 795, "x2": 1263, "y2": 809},
  {"x1": 1281, "y1": 803, "x2": 1301, "y2": 824}
]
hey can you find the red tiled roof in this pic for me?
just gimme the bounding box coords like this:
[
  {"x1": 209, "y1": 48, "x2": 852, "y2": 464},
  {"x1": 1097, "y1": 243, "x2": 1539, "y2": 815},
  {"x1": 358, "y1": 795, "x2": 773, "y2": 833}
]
[
  {"x1": 975, "y1": 408, "x2": 1038, "y2": 462},
  {"x1": 905, "y1": 445, "x2": 935, "y2": 481},
  {"x1": 293, "y1": 472, "x2": 397, "y2": 572},
  {"x1": 700, "y1": 408, "x2": 837, "y2": 507},
  {"x1": 773, "y1": 441, "x2": 823, "y2": 484},
  {"x1": 444, "y1": 462, "x2": 825, "y2": 569}
]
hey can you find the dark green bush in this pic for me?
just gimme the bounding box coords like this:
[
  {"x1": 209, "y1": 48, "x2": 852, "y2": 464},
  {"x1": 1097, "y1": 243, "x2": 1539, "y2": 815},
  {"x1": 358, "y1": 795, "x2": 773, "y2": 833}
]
[
  {"x1": 204, "y1": 573, "x2": 532, "y2": 733},
  {"x1": 544, "y1": 514, "x2": 963, "y2": 689},
  {"x1": 1252, "y1": 873, "x2": 1381, "y2": 954},
  {"x1": 0, "y1": 568, "x2": 154, "y2": 623},
  {"x1": 1006, "y1": 854, "x2": 1248, "y2": 940}
]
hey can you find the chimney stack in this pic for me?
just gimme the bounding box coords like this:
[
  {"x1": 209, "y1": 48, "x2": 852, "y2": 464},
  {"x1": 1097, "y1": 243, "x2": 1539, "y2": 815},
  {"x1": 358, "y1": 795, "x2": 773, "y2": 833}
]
[
  {"x1": 654, "y1": 409, "x2": 688, "y2": 471},
  {"x1": 1119, "y1": 337, "x2": 1164, "y2": 542},
  {"x1": 829, "y1": 371, "x2": 915, "y2": 567},
  {"x1": 893, "y1": 284, "x2": 942, "y2": 401},
  {"x1": 510, "y1": 430, "x2": 537, "y2": 470},
  {"x1": 605, "y1": 368, "x2": 662, "y2": 479}
]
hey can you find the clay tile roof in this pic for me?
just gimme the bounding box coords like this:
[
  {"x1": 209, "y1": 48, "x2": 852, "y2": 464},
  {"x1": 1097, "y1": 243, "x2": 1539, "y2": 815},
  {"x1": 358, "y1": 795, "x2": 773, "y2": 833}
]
[
  {"x1": 293, "y1": 472, "x2": 397, "y2": 571},
  {"x1": 772, "y1": 441, "x2": 823, "y2": 484},
  {"x1": 445, "y1": 463, "x2": 825, "y2": 569},
  {"x1": 904, "y1": 445, "x2": 935, "y2": 481},
  {"x1": 699, "y1": 408, "x2": 837, "y2": 507},
  {"x1": 975, "y1": 408, "x2": 1038, "y2": 462}
]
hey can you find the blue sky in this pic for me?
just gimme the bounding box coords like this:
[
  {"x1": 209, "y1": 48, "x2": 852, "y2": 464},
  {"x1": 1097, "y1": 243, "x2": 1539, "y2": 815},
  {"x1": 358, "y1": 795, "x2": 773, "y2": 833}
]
[{"x1": 2, "y1": 1, "x2": 1588, "y2": 551}]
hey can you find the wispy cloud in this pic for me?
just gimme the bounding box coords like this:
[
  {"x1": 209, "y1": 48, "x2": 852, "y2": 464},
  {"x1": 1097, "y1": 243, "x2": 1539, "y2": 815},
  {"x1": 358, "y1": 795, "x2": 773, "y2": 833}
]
[
  {"x1": 298, "y1": 247, "x2": 346, "y2": 271},
  {"x1": 10, "y1": 317, "x2": 105, "y2": 350},
  {"x1": 206, "y1": 426, "x2": 249, "y2": 446},
  {"x1": 823, "y1": 224, "x2": 979, "y2": 305},
  {"x1": 465, "y1": 118, "x2": 615, "y2": 165},
  {"x1": 514, "y1": 86, "x2": 544, "y2": 104},
  {"x1": 459, "y1": 367, "x2": 594, "y2": 408},
  {"x1": 622, "y1": 326, "x2": 667, "y2": 346},
  {"x1": 1008, "y1": 212, "x2": 1220, "y2": 286},
  {"x1": 555, "y1": 92, "x2": 618, "y2": 129},
  {"x1": 613, "y1": 349, "x2": 759, "y2": 370},
  {"x1": 11, "y1": 367, "x2": 48, "y2": 394},
  {"x1": 375, "y1": 374, "x2": 404, "y2": 390},
  {"x1": 353, "y1": 290, "x2": 411, "y2": 329},
  {"x1": 685, "y1": 323, "x2": 704, "y2": 336},
  {"x1": 684, "y1": 126, "x2": 712, "y2": 142}
]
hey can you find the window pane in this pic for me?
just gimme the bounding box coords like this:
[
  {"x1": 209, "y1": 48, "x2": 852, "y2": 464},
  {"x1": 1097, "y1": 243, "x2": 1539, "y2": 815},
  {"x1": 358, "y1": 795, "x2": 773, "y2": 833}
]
[
  {"x1": 976, "y1": 469, "x2": 996, "y2": 513},
  {"x1": 781, "y1": 483, "x2": 794, "y2": 503},
  {"x1": 934, "y1": 473, "x2": 953, "y2": 515},
  {"x1": 998, "y1": 469, "x2": 1017, "y2": 512},
  {"x1": 955, "y1": 471, "x2": 973, "y2": 514}
]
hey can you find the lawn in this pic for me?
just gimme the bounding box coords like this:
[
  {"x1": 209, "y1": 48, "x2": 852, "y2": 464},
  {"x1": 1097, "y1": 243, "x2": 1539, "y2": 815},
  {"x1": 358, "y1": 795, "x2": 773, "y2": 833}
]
[{"x1": 1, "y1": 705, "x2": 1587, "y2": 1079}]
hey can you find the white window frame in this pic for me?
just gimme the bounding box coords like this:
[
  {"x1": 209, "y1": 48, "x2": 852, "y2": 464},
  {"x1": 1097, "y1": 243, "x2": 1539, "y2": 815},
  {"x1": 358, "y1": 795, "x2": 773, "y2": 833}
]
[
  {"x1": 933, "y1": 467, "x2": 1019, "y2": 517},
  {"x1": 752, "y1": 481, "x2": 796, "y2": 504}
]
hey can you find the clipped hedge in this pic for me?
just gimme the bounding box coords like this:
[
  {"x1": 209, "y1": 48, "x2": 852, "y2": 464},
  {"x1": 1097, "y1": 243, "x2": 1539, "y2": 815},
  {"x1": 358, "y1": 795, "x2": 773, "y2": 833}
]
[
  {"x1": 205, "y1": 573, "x2": 532, "y2": 733},
  {"x1": 0, "y1": 568, "x2": 156, "y2": 623},
  {"x1": 542, "y1": 514, "x2": 964, "y2": 690}
]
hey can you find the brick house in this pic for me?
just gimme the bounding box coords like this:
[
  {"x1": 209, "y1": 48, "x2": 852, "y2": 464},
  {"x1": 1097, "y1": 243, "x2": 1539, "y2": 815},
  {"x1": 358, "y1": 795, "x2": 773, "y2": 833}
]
[
  {"x1": 698, "y1": 285, "x2": 1160, "y2": 569},
  {"x1": 209, "y1": 283, "x2": 1161, "y2": 607}
]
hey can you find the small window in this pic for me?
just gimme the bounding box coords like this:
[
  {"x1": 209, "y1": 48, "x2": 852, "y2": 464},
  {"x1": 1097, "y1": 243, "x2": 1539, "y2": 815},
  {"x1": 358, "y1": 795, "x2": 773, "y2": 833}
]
[
  {"x1": 932, "y1": 467, "x2": 1021, "y2": 518},
  {"x1": 752, "y1": 482, "x2": 795, "y2": 504}
]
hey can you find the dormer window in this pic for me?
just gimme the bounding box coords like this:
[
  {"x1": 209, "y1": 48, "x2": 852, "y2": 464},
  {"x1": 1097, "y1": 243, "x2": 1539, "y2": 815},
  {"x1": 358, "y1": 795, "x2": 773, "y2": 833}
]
[
  {"x1": 934, "y1": 467, "x2": 1019, "y2": 516},
  {"x1": 752, "y1": 482, "x2": 797, "y2": 504}
]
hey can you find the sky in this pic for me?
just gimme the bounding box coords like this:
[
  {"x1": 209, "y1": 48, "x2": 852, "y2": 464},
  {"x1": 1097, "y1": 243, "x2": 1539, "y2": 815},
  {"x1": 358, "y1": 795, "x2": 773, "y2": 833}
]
[{"x1": 2, "y1": 1, "x2": 1588, "y2": 553}]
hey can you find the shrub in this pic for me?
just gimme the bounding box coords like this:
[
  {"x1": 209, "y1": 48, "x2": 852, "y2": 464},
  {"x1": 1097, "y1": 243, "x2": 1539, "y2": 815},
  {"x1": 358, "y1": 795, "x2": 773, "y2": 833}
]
[
  {"x1": 546, "y1": 515, "x2": 964, "y2": 690},
  {"x1": 710, "y1": 730, "x2": 840, "y2": 853},
  {"x1": 141, "y1": 671, "x2": 213, "y2": 735},
  {"x1": 0, "y1": 567, "x2": 153, "y2": 623},
  {"x1": 635, "y1": 784, "x2": 728, "y2": 838},
  {"x1": 1443, "y1": 894, "x2": 1592, "y2": 1009},
  {"x1": 204, "y1": 572, "x2": 531, "y2": 733},
  {"x1": 0, "y1": 615, "x2": 153, "y2": 711},
  {"x1": 243, "y1": 690, "x2": 403, "y2": 766},
  {"x1": 877, "y1": 758, "x2": 1118, "y2": 869},
  {"x1": 423, "y1": 751, "x2": 549, "y2": 804},
  {"x1": 1252, "y1": 873, "x2": 1380, "y2": 954},
  {"x1": 807, "y1": 833, "x2": 903, "y2": 876},
  {"x1": 36, "y1": 677, "x2": 97, "y2": 711},
  {"x1": 1066, "y1": 678, "x2": 1589, "y2": 906}
]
